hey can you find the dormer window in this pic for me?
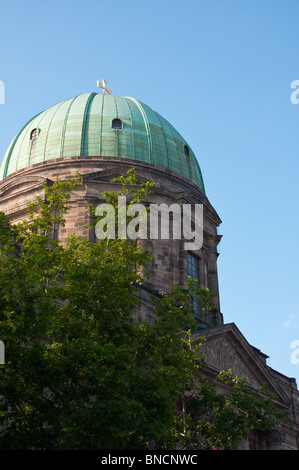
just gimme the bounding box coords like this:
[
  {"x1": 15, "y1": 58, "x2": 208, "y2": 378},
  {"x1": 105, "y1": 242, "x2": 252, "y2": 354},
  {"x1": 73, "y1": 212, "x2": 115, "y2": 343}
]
[
  {"x1": 30, "y1": 128, "x2": 39, "y2": 140},
  {"x1": 112, "y1": 118, "x2": 122, "y2": 130},
  {"x1": 184, "y1": 145, "x2": 189, "y2": 157}
]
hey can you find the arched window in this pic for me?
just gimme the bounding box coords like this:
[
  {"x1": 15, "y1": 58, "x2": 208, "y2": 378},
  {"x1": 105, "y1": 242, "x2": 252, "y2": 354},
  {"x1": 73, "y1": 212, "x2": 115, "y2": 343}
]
[
  {"x1": 30, "y1": 128, "x2": 39, "y2": 140},
  {"x1": 184, "y1": 145, "x2": 189, "y2": 157},
  {"x1": 112, "y1": 118, "x2": 122, "y2": 129}
]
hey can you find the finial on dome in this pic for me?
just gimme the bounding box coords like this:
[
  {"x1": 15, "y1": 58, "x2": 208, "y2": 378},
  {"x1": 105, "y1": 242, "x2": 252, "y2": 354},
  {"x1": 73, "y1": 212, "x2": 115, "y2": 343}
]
[{"x1": 97, "y1": 79, "x2": 112, "y2": 95}]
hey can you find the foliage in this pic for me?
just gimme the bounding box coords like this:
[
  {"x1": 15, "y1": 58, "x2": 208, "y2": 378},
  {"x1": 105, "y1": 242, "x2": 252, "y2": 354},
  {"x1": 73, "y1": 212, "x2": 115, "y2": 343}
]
[
  {"x1": 0, "y1": 169, "x2": 288, "y2": 450},
  {"x1": 175, "y1": 369, "x2": 290, "y2": 450}
]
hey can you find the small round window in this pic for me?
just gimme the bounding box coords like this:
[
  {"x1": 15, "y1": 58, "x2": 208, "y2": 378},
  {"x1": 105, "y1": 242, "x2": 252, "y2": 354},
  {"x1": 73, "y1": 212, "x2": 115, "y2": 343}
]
[
  {"x1": 184, "y1": 145, "x2": 189, "y2": 157},
  {"x1": 30, "y1": 128, "x2": 39, "y2": 140},
  {"x1": 112, "y1": 118, "x2": 122, "y2": 129}
]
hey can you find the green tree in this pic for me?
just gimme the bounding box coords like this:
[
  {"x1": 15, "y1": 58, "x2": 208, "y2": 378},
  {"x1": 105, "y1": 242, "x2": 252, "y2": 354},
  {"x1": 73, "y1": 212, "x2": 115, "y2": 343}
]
[
  {"x1": 0, "y1": 170, "x2": 288, "y2": 450},
  {"x1": 175, "y1": 369, "x2": 289, "y2": 450}
]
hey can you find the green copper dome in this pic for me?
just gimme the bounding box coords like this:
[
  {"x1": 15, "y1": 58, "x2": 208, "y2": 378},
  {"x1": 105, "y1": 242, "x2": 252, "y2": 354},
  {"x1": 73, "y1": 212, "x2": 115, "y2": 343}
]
[{"x1": 0, "y1": 93, "x2": 205, "y2": 191}]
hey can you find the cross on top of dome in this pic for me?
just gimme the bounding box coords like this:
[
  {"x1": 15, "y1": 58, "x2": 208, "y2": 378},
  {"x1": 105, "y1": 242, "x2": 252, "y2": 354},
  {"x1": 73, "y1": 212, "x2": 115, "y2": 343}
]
[{"x1": 97, "y1": 79, "x2": 112, "y2": 95}]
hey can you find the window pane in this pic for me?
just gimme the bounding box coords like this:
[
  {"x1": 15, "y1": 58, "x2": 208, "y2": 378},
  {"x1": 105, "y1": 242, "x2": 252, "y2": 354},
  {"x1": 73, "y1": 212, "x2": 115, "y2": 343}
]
[
  {"x1": 112, "y1": 118, "x2": 122, "y2": 129},
  {"x1": 187, "y1": 253, "x2": 201, "y2": 317},
  {"x1": 30, "y1": 128, "x2": 39, "y2": 140}
]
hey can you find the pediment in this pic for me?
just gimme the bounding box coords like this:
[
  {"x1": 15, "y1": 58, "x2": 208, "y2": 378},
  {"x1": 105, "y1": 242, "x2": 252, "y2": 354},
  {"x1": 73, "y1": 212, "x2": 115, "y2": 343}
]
[
  {"x1": 0, "y1": 175, "x2": 49, "y2": 199},
  {"x1": 83, "y1": 169, "x2": 201, "y2": 201},
  {"x1": 198, "y1": 323, "x2": 291, "y2": 406},
  {"x1": 83, "y1": 168, "x2": 122, "y2": 184},
  {"x1": 83, "y1": 168, "x2": 158, "y2": 200}
]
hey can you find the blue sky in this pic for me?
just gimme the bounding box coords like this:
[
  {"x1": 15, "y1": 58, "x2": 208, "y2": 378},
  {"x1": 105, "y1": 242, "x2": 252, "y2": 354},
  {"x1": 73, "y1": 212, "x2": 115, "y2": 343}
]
[{"x1": 1, "y1": 0, "x2": 299, "y2": 383}]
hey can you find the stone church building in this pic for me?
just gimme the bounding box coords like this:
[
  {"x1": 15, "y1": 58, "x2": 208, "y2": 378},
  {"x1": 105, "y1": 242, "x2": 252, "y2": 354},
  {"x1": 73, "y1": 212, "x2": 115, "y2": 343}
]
[{"x1": 0, "y1": 83, "x2": 298, "y2": 449}]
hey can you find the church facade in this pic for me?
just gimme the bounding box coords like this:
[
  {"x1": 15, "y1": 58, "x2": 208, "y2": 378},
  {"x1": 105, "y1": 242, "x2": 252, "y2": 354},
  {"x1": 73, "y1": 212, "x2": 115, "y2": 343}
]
[{"x1": 0, "y1": 84, "x2": 298, "y2": 449}]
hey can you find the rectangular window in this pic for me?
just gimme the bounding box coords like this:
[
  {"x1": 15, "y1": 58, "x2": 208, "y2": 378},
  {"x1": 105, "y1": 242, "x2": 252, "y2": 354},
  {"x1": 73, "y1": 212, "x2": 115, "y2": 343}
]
[{"x1": 187, "y1": 252, "x2": 201, "y2": 318}]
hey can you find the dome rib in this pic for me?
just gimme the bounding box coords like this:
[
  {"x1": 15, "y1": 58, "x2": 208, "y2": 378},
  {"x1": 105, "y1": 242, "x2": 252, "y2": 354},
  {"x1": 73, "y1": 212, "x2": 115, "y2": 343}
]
[
  {"x1": 123, "y1": 97, "x2": 135, "y2": 160},
  {"x1": 126, "y1": 97, "x2": 152, "y2": 164},
  {"x1": 161, "y1": 114, "x2": 182, "y2": 178},
  {"x1": 154, "y1": 110, "x2": 170, "y2": 171},
  {"x1": 80, "y1": 92, "x2": 97, "y2": 156},
  {"x1": 60, "y1": 95, "x2": 80, "y2": 159},
  {"x1": 99, "y1": 94, "x2": 104, "y2": 156},
  {"x1": 112, "y1": 94, "x2": 119, "y2": 158},
  {"x1": 42, "y1": 99, "x2": 67, "y2": 162}
]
